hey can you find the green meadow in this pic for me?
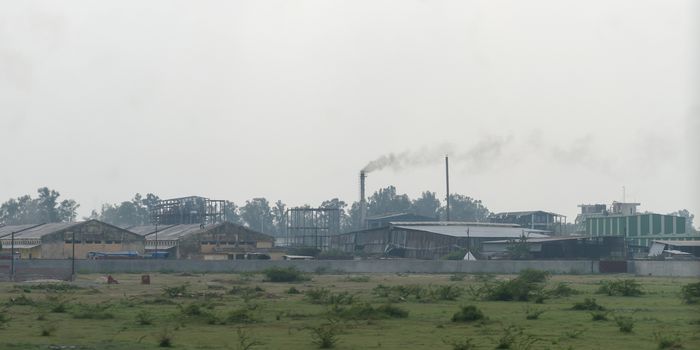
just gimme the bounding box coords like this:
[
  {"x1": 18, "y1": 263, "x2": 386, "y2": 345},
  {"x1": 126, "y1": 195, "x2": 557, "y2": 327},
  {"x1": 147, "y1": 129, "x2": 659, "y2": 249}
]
[{"x1": 0, "y1": 270, "x2": 698, "y2": 350}]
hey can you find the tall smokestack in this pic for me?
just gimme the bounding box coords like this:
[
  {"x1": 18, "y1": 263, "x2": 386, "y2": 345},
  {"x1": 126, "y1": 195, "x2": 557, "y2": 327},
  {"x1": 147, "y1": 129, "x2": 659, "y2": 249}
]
[
  {"x1": 360, "y1": 170, "x2": 367, "y2": 229},
  {"x1": 445, "y1": 155, "x2": 450, "y2": 222}
]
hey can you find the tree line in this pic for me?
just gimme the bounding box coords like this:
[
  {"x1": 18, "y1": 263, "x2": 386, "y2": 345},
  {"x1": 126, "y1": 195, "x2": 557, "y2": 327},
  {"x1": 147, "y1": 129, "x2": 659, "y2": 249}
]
[
  {"x1": 0, "y1": 186, "x2": 490, "y2": 236},
  {"x1": 2, "y1": 186, "x2": 695, "y2": 236}
]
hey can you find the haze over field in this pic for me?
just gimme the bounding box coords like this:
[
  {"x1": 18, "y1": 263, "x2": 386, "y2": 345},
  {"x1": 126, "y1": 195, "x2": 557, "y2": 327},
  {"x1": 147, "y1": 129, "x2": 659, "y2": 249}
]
[{"x1": 0, "y1": 0, "x2": 698, "y2": 219}]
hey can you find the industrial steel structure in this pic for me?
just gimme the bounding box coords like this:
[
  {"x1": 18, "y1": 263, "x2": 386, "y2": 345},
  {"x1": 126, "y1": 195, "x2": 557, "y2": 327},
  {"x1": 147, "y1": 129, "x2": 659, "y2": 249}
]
[
  {"x1": 285, "y1": 207, "x2": 341, "y2": 249},
  {"x1": 151, "y1": 196, "x2": 226, "y2": 225}
]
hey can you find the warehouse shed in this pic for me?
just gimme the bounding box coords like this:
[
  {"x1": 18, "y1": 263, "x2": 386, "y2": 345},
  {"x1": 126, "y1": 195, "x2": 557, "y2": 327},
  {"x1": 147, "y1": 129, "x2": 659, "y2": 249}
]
[
  {"x1": 128, "y1": 221, "x2": 277, "y2": 259},
  {"x1": 329, "y1": 222, "x2": 549, "y2": 259},
  {"x1": 0, "y1": 220, "x2": 144, "y2": 259}
]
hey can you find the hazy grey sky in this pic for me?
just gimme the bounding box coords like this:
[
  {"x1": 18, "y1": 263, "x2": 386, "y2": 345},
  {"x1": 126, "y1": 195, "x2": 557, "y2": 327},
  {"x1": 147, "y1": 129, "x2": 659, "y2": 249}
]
[{"x1": 1, "y1": 0, "x2": 698, "y2": 220}]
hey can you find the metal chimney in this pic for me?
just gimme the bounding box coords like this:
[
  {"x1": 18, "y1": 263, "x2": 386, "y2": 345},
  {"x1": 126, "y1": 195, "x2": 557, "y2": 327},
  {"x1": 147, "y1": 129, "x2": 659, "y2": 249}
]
[
  {"x1": 445, "y1": 155, "x2": 450, "y2": 222},
  {"x1": 360, "y1": 170, "x2": 367, "y2": 229}
]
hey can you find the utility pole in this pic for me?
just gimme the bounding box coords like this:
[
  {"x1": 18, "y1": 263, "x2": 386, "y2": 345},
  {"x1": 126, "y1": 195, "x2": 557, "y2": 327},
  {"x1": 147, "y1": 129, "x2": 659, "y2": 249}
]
[
  {"x1": 445, "y1": 155, "x2": 451, "y2": 222},
  {"x1": 155, "y1": 222, "x2": 158, "y2": 259},
  {"x1": 71, "y1": 231, "x2": 76, "y2": 281},
  {"x1": 10, "y1": 230, "x2": 15, "y2": 282}
]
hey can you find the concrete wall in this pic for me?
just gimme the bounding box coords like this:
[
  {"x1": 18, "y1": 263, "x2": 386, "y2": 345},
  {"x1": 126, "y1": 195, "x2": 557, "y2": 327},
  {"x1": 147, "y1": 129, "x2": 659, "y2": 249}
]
[
  {"x1": 2, "y1": 259, "x2": 698, "y2": 279},
  {"x1": 628, "y1": 260, "x2": 700, "y2": 277}
]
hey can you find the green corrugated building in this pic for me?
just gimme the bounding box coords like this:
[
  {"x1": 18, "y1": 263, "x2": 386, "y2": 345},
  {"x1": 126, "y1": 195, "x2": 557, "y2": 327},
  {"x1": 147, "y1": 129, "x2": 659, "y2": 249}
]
[{"x1": 585, "y1": 214, "x2": 698, "y2": 247}]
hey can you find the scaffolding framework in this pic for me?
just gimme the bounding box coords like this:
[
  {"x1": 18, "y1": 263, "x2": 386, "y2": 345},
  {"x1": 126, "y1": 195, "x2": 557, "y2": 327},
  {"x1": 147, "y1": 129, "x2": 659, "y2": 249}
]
[
  {"x1": 285, "y1": 207, "x2": 341, "y2": 249},
  {"x1": 151, "y1": 196, "x2": 225, "y2": 225}
]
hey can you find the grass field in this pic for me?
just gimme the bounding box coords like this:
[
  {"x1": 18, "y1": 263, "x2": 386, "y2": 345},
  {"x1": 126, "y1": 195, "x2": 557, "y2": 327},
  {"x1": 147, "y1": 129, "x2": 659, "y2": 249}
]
[{"x1": 0, "y1": 270, "x2": 698, "y2": 350}]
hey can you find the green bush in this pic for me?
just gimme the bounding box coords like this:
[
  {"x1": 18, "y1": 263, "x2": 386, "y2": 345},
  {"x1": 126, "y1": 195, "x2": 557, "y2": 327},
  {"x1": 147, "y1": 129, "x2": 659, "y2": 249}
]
[
  {"x1": 40, "y1": 324, "x2": 56, "y2": 336},
  {"x1": 310, "y1": 322, "x2": 340, "y2": 349},
  {"x1": 547, "y1": 283, "x2": 580, "y2": 297},
  {"x1": 225, "y1": 308, "x2": 257, "y2": 324},
  {"x1": 7, "y1": 294, "x2": 36, "y2": 306},
  {"x1": 286, "y1": 287, "x2": 301, "y2": 294},
  {"x1": 0, "y1": 311, "x2": 10, "y2": 329},
  {"x1": 572, "y1": 298, "x2": 605, "y2": 311},
  {"x1": 451, "y1": 305, "x2": 485, "y2": 323},
  {"x1": 333, "y1": 303, "x2": 408, "y2": 320},
  {"x1": 615, "y1": 316, "x2": 635, "y2": 333},
  {"x1": 71, "y1": 303, "x2": 114, "y2": 319},
  {"x1": 590, "y1": 311, "x2": 609, "y2": 321},
  {"x1": 479, "y1": 269, "x2": 550, "y2": 302},
  {"x1": 262, "y1": 267, "x2": 309, "y2": 282},
  {"x1": 136, "y1": 310, "x2": 155, "y2": 325},
  {"x1": 22, "y1": 283, "x2": 82, "y2": 292},
  {"x1": 680, "y1": 282, "x2": 700, "y2": 304},
  {"x1": 655, "y1": 333, "x2": 683, "y2": 349},
  {"x1": 158, "y1": 329, "x2": 174, "y2": 347},
  {"x1": 162, "y1": 284, "x2": 189, "y2": 298},
  {"x1": 444, "y1": 338, "x2": 476, "y2": 350},
  {"x1": 524, "y1": 307, "x2": 545, "y2": 320},
  {"x1": 596, "y1": 280, "x2": 643, "y2": 297},
  {"x1": 432, "y1": 285, "x2": 463, "y2": 301},
  {"x1": 344, "y1": 275, "x2": 371, "y2": 283}
]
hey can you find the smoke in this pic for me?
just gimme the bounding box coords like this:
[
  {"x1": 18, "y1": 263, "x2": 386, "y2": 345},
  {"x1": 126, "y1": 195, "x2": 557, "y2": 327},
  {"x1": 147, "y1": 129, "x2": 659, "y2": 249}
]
[{"x1": 362, "y1": 136, "x2": 512, "y2": 173}]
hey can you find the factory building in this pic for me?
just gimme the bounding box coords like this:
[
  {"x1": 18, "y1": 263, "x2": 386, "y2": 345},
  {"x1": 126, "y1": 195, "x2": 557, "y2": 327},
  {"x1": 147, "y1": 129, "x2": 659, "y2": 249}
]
[
  {"x1": 127, "y1": 221, "x2": 278, "y2": 260},
  {"x1": 584, "y1": 213, "x2": 698, "y2": 249},
  {"x1": 0, "y1": 220, "x2": 144, "y2": 259},
  {"x1": 329, "y1": 222, "x2": 549, "y2": 259},
  {"x1": 489, "y1": 211, "x2": 567, "y2": 234},
  {"x1": 365, "y1": 213, "x2": 436, "y2": 229},
  {"x1": 481, "y1": 236, "x2": 625, "y2": 260}
]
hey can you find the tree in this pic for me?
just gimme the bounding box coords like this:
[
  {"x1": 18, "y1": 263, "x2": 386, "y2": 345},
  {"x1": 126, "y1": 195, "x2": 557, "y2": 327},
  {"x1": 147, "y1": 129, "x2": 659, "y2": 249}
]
[
  {"x1": 0, "y1": 188, "x2": 79, "y2": 225},
  {"x1": 320, "y1": 198, "x2": 350, "y2": 233},
  {"x1": 440, "y1": 194, "x2": 490, "y2": 222},
  {"x1": 367, "y1": 186, "x2": 412, "y2": 216},
  {"x1": 411, "y1": 191, "x2": 441, "y2": 219},
  {"x1": 240, "y1": 198, "x2": 273, "y2": 234},
  {"x1": 271, "y1": 200, "x2": 287, "y2": 235},
  {"x1": 223, "y1": 201, "x2": 242, "y2": 224},
  {"x1": 96, "y1": 193, "x2": 159, "y2": 227},
  {"x1": 506, "y1": 233, "x2": 532, "y2": 260}
]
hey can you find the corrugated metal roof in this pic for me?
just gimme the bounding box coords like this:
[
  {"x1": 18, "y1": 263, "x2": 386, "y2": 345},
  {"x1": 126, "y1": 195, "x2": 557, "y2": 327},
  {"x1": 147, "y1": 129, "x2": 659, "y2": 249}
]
[
  {"x1": 3, "y1": 243, "x2": 41, "y2": 249},
  {"x1": 393, "y1": 225, "x2": 550, "y2": 239},
  {"x1": 390, "y1": 221, "x2": 521, "y2": 228},
  {"x1": 126, "y1": 225, "x2": 177, "y2": 236},
  {"x1": 0, "y1": 224, "x2": 44, "y2": 238},
  {"x1": 652, "y1": 240, "x2": 700, "y2": 247},
  {"x1": 482, "y1": 236, "x2": 586, "y2": 244},
  {"x1": 143, "y1": 224, "x2": 211, "y2": 240},
  {"x1": 491, "y1": 211, "x2": 564, "y2": 218},
  {"x1": 0, "y1": 223, "x2": 81, "y2": 239}
]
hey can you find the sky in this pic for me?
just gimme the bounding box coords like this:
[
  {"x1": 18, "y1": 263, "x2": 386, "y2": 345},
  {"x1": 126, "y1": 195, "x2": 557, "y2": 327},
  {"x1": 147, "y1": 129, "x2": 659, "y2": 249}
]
[{"x1": 0, "y1": 0, "x2": 698, "y2": 222}]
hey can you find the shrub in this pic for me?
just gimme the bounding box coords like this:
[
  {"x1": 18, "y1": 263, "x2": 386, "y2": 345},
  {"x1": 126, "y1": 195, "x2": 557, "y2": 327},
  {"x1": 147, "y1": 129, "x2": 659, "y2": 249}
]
[
  {"x1": 680, "y1": 282, "x2": 700, "y2": 304},
  {"x1": 590, "y1": 311, "x2": 609, "y2": 321},
  {"x1": 333, "y1": 303, "x2": 408, "y2": 320},
  {"x1": 158, "y1": 329, "x2": 174, "y2": 347},
  {"x1": 71, "y1": 303, "x2": 114, "y2": 319},
  {"x1": 615, "y1": 316, "x2": 635, "y2": 333},
  {"x1": 23, "y1": 283, "x2": 82, "y2": 292},
  {"x1": 449, "y1": 274, "x2": 467, "y2": 282},
  {"x1": 286, "y1": 287, "x2": 301, "y2": 294},
  {"x1": 310, "y1": 322, "x2": 340, "y2": 349},
  {"x1": 0, "y1": 311, "x2": 10, "y2": 329},
  {"x1": 162, "y1": 284, "x2": 189, "y2": 298},
  {"x1": 444, "y1": 338, "x2": 476, "y2": 350},
  {"x1": 655, "y1": 333, "x2": 683, "y2": 349},
  {"x1": 596, "y1": 280, "x2": 643, "y2": 297},
  {"x1": 236, "y1": 327, "x2": 263, "y2": 350},
  {"x1": 481, "y1": 269, "x2": 549, "y2": 302},
  {"x1": 262, "y1": 267, "x2": 308, "y2": 282},
  {"x1": 572, "y1": 298, "x2": 605, "y2": 311},
  {"x1": 226, "y1": 308, "x2": 257, "y2": 324},
  {"x1": 136, "y1": 310, "x2": 155, "y2": 325},
  {"x1": 344, "y1": 275, "x2": 370, "y2": 283},
  {"x1": 496, "y1": 325, "x2": 538, "y2": 350},
  {"x1": 547, "y1": 283, "x2": 579, "y2": 297},
  {"x1": 40, "y1": 324, "x2": 56, "y2": 336},
  {"x1": 375, "y1": 304, "x2": 409, "y2": 318},
  {"x1": 432, "y1": 285, "x2": 463, "y2": 301},
  {"x1": 524, "y1": 307, "x2": 545, "y2": 320},
  {"x1": 451, "y1": 305, "x2": 485, "y2": 323},
  {"x1": 7, "y1": 294, "x2": 35, "y2": 306},
  {"x1": 443, "y1": 249, "x2": 468, "y2": 260}
]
